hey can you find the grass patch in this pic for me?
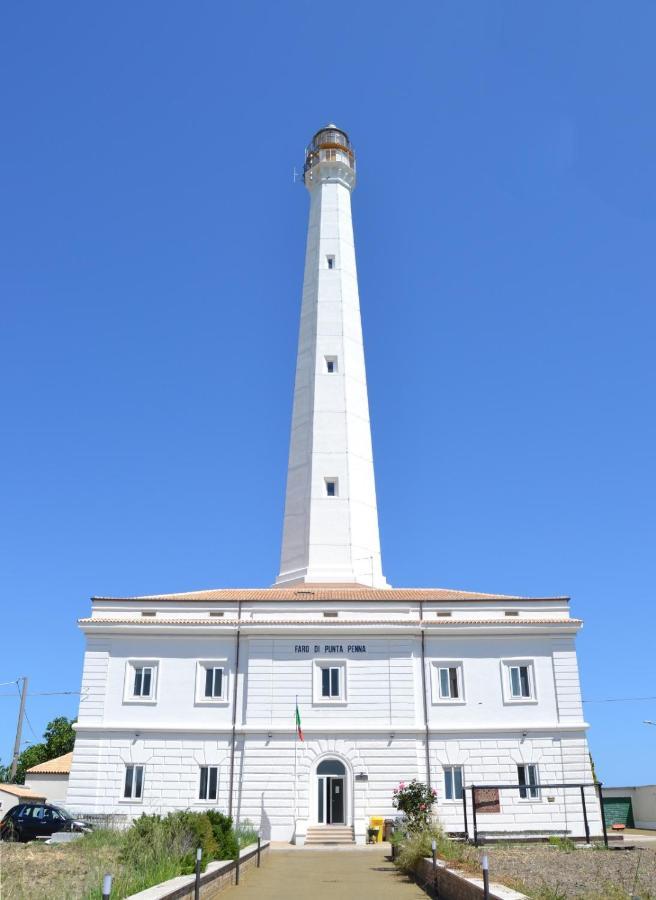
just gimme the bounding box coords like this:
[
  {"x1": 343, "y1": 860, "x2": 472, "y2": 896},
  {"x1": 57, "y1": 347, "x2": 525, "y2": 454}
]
[
  {"x1": 547, "y1": 836, "x2": 577, "y2": 852},
  {"x1": 0, "y1": 811, "x2": 255, "y2": 899}
]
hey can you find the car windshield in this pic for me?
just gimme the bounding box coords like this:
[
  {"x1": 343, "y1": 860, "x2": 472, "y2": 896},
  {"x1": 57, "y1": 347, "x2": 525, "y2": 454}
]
[{"x1": 52, "y1": 806, "x2": 74, "y2": 819}]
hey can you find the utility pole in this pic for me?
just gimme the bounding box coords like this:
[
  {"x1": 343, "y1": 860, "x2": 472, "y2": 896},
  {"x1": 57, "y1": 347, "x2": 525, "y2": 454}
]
[{"x1": 9, "y1": 676, "x2": 28, "y2": 781}]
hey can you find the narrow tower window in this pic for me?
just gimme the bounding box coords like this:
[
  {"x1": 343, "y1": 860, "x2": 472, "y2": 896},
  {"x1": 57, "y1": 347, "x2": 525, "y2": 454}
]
[
  {"x1": 325, "y1": 356, "x2": 337, "y2": 373},
  {"x1": 326, "y1": 255, "x2": 335, "y2": 269},
  {"x1": 325, "y1": 478, "x2": 338, "y2": 497}
]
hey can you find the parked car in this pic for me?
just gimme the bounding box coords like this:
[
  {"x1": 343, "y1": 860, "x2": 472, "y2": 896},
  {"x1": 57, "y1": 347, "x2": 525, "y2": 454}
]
[{"x1": 0, "y1": 803, "x2": 92, "y2": 842}]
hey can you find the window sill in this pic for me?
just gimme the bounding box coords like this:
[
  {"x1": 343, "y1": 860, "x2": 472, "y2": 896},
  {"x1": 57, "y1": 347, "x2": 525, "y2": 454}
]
[
  {"x1": 122, "y1": 698, "x2": 158, "y2": 705},
  {"x1": 118, "y1": 798, "x2": 144, "y2": 804},
  {"x1": 432, "y1": 699, "x2": 467, "y2": 706},
  {"x1": 503, "y1": 697, "x2": 538, "y2": 706},
  {"x1": 194, "y1": 699, "x2": 230, "y2": 706},
  {"x1": 312, "y1": 699, "x2": 347, "y2": 707}
]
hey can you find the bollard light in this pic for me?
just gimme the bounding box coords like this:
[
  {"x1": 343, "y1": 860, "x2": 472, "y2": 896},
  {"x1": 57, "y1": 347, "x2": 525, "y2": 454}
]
[
  {"x1": 102, "y1": 873, "x2": 113, "y2": 900},
  {"x1": 482, "y1": 854, "x2": 490, "y2": 900},
  {"x1": 431, "y1": 839, "x2": 436, "y2": 852},
  {"x1": 197, "y1": 847, "x2": 202, "y2": 862}
]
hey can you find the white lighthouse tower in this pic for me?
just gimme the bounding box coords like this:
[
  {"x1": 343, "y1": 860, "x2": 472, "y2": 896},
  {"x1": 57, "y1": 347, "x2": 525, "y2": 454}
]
[{"x1": 276, "y1": 125, "x2": 389, "y2": 588}]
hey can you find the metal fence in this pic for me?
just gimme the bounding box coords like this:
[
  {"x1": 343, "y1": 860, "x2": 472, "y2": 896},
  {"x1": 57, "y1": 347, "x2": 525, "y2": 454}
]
[{"x1": 457, "y1": 781, "x2": 609, "y2": 847}]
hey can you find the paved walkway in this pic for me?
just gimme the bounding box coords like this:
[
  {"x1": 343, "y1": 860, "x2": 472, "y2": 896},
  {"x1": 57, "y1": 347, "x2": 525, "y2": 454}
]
[{"x1": 222, "y1": 845, "x2": 428, "y2": 899}]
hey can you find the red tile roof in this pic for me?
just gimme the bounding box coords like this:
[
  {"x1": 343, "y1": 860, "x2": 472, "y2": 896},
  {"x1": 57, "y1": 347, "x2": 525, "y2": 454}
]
[
  {"x1": 25, "y1": 752, "x2": 73, "y2": 775},
  {"x1": 79, "y1": 617, "x2": 580, "y2": 627},
  {"x1": 92, "y1": 585, "x2": 568, "y2": 603}
]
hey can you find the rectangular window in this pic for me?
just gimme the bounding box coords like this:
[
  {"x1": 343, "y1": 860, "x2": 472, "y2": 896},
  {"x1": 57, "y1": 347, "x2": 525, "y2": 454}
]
[
  {"x1": 124, "y1": 764, "x2": 144, "y2": 799},
  {"x1": 327, "y1": 255, "x2": 335, "y2": 269},
  {"x1": 204, "y1": 667, "x2": 223, "y2": 699},
  {"x1": 444, "y1": 766, "x2": 464, "y2": 801},
  {"x1": 325, "y1": 478, "x2": 337, "y2": 497},
  {"x1": 432, "y1": 661, "x2": 464, "y2": 703},
  {"x1": 438, "y1": 666, "x2": 460, "y2": 699},
  {"x1": 133, "y1": 666, "x2": 153, "y2": 698},
  {"x1": 325, "y1": 356, "x2": 338, "y2": 373},
  {"x1": 321, "y1": 666, "x2": 341, "y2": 698},
  {"x1": 517, "y1": 764, "x2": 539, "y2": 800},
  {"x1": 196, "y1": 661, "x2": 228, "y2": 703},
  {"x1": 510, "y1": 665, "x2": 532, "y2": 699},
  {"x1": 199, "y1": 766, "x2": 218, "y2": 801}
]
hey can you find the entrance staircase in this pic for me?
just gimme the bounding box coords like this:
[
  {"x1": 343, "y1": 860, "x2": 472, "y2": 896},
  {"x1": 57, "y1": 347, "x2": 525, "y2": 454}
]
[{"x1": 305, "y1": 825, "x2": 355, "y2": 846}]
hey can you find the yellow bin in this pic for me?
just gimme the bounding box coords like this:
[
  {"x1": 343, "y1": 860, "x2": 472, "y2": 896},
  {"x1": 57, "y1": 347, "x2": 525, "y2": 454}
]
[{"x1": 369, "y1": 816, "x2": 385, "y2": 843}]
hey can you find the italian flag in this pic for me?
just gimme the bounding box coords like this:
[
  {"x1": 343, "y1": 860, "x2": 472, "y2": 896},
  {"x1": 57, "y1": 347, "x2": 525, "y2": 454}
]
[{"x1": 295, "y1": 698, "x2": 304, "y2": 741}]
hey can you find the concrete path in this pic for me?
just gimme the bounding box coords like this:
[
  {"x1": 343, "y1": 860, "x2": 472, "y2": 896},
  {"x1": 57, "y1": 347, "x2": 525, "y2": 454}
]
[{"x1": 222, "y1": 845, "x2": 428, "y2": 899}]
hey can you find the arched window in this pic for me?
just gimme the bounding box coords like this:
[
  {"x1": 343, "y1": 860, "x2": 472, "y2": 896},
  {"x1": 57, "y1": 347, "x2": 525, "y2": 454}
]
[{"x1": 317, "y1": 759, "x2": 346, "y2": 776}]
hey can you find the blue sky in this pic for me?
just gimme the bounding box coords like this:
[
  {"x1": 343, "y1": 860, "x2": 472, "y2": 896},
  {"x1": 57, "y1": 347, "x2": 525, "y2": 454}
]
[{"x1": 1, "y1": 2, "x2": 654, "y2": 784}]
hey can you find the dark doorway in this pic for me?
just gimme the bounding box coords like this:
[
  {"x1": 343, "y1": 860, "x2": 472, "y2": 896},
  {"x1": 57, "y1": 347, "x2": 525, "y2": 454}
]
[{"x1": 317, "y1": 759, "x2": 347, "y2": 825}]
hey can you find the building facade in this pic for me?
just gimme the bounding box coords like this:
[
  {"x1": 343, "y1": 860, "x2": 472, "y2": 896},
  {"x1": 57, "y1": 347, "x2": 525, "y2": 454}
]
[{"x1": 67, "y1": 126, "x2": 601, "y2": 843}]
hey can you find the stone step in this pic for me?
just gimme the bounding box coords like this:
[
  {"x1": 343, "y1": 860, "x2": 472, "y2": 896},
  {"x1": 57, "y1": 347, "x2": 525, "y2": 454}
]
[{"x1": 305, "y1": 826, "x2": 355, "y2": 845}]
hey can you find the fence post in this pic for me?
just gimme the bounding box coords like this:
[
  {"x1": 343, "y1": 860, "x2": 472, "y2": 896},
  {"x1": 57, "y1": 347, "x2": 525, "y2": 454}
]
[
  {"x1": 257, "y1": 835, "x2": 261, "y2": 867},
  {"x1": 235, "y1": 848, "x2": 241, "y2": 885},
  {"x1": 482, "y1": 854, "x2": 490, "y2": 900},
  {"x1": 431, "y1": 838, "x2": 437, "y2": 893},
  {"x1": 580, "y1": 784, "x2": 591, "y2": 844},
  {"x1": 102, "y1": 874, "x2": 112, "y2": 900},
  {"x1": 194, "y1": 847, "x2": 201, "y2": 900},
  {"x1": 597, "y1": 782, "x2": 609, "y2": 848},
  {"x1": 471, "y1": 786, "x2": 479, "y2": 847},
  {"x1": 462, "y1": 788, "x2": 468, "y2": 842}
]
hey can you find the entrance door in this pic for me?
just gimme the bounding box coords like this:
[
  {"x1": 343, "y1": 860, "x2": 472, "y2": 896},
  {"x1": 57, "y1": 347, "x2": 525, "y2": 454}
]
[
  {"x1": 316, "y1": 759, "x2": 347, "y2": 825},
  {"x1": 330, "y1": 777, "x2": 344, "y2": 824}
]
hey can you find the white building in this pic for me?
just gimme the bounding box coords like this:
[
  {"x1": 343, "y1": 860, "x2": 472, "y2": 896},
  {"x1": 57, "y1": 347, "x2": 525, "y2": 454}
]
[
  {"x1": 66, "y1": 125, "x2": 601, "y2": 844},
  {"x1": 24, "y1": 752, "x2": 72, "y2": 806}
]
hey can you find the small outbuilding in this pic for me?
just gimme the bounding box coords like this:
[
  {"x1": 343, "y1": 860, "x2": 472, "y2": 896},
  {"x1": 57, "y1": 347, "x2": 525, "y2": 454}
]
[
  {"x1": 603, "y1": 785, "x2": 656, "y2": 830},
  {"x1": 0, "y1": 783, "x2": 46, "y2": 816},
  {"x1": 24, "y1": 751, "x2": 73, "y2": 806}
]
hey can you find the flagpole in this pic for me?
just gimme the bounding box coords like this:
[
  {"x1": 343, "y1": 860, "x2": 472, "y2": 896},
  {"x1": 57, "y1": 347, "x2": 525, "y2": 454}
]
[{"x1": 294, "y1": 694, "x2": 298, "y2": 830}]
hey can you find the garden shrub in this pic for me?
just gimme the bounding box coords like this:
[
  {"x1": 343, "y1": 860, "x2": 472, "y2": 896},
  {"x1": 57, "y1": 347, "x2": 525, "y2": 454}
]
[
  {"x1": 121, "y1": 812, "x2": 218, "y2": 875},
  {"x1": 392, "y1": 779, "x2": 437, "y2": 831},
  {"x1": 206, "y1": 810, "x2": 239, "y2": 859}
]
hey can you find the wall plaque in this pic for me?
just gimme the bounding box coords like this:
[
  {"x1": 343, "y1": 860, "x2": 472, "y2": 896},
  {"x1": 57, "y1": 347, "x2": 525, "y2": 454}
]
[{"x1": 473, "y1": 788, "x2": 500, "y2": 813}]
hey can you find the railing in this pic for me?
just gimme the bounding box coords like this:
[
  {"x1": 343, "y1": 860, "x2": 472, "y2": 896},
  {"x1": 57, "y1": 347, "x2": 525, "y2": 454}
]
[
  {"x1": 460, "y1": 781, "x2": 609, "y2": 848},
  {"x1": 304, "y1": 148, "x2": 355, "y2": 178}
]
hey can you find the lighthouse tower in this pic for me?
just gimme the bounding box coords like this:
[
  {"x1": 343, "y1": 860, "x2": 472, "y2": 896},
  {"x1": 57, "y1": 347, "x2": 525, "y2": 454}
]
[{"x1": 276, "y1": 125, "x2": 389, "y2": 588}]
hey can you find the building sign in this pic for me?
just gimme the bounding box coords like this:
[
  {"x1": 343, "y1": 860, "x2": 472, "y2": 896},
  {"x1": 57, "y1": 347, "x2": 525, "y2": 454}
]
[
  {"x1": 294, "y1": 644, "x2": 367, "y2": 654},
  {"x1": 473, "y1": 788, "x2": 500, "y2": 814}
]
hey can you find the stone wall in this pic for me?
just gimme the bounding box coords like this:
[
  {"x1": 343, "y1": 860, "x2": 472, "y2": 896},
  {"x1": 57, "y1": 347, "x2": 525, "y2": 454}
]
[
  {"x1": 126, "y1": 841, "x2": 269, "y2": 900},
  {"x1": 414, "y1": 856, "x2": 527, "y2": 900}
]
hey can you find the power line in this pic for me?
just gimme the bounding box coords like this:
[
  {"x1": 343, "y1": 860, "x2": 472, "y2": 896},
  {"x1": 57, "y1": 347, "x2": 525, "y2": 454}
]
[
  {"x1": 0, "y1": 690, "x2": 84, "y2": 698},
  {"x1": 582, "y1": 696, "x2": 656, "y2": 704}
]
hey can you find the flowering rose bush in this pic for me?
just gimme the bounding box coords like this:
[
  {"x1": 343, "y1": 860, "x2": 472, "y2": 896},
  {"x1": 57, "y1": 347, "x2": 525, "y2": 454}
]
[{"x1": 392, "y1": 779, "x2": 437, "y2": 831}]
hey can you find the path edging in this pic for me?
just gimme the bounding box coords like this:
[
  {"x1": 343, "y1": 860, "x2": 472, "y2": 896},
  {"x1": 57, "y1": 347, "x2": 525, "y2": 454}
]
[
  {"x1": 126, "y1": 841, "x2": 270, "y2": 899},
  {"x1": 414, "y1": 856, "x2": 528, "y2": 900}
]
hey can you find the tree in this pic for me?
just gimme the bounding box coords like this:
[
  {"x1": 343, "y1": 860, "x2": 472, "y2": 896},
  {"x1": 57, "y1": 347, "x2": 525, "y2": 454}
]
[
  {"x1": 43, "y1": 717, "x2": 76, "y2": 758},
  {"x1": 2, "y1": 716, "x2": 76, "y2": 784}
]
